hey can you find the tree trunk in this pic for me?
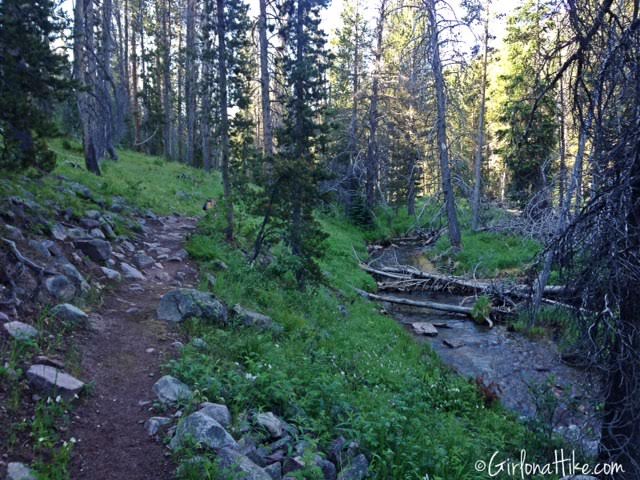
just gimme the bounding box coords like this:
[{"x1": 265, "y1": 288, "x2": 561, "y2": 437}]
[
  {"x1": 130, "y1": 0, "x2": 141, "y2": 147},
  {"x1": 258, "y1": 0, "x2": 273, "y2": 158},
  {"x1": 160, "y1": 0, "x2": 174, "y2": 160},
  {"x1": 185, "y1": 0, "x2": 197, "y2": 165},
  {"x1": 471, "y1": 2, "x2": 489, "y2": 232},
  {"x1": 217, "y1": 0, "x2": 233, "y2": 241},
  {"x1": 426, "y1": 0, "x2": 461, "y2": 249}
]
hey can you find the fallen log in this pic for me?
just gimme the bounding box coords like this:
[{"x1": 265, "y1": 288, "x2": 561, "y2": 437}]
[{"x1": 354, "y1": 288, "x2": 495, "y2": 327}]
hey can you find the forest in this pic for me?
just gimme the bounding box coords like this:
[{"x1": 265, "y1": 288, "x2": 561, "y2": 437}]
[{"x1": 1, "y1": 0, "x2": 639, "y2": 478}]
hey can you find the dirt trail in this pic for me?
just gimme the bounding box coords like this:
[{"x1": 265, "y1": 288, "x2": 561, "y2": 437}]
[{"x1": 69, "y1": 215, "x2": 199, "y2": 480}]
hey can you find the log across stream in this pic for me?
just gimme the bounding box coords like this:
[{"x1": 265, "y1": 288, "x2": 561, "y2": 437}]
[{"x1": 366, "y1": 243, "x2": 602, "y2": 453}]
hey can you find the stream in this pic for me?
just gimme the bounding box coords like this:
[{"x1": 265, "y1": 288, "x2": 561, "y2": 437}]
[{"x1": 368, "y1": 244, "x2": 601, "y2": 455}]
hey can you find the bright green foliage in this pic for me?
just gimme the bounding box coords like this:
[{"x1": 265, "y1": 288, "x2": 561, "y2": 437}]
[
  {"x1": 494, "y1": 0, "x2": 558, "y2": 206},
  {"x1": 0, "y1": 0, "x2": 70, "y2": 171}
]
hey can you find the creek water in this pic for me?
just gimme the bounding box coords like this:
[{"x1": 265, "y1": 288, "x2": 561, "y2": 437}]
[{"x1": 368, "y1": 244, "x2": 601, "y2": 454}]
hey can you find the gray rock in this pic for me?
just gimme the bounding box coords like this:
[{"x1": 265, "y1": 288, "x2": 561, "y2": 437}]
[
  {"x1": 169, "y1": 249, "x2": 189, "y2": 262},
  {"x1": 50, "y1": 224, "x2": 67, "y2": 241},
  {"x1": 90, "y1": 228, "x2": 106, "y2": 239},
  {"x1": 85, "y1": 210, "x2": 101, "y2": 220},
  {"x1": 80, "y1": 218, "x2": 101, "y2": 230},
  {"x1": 51, "y1": 304, "x2": 88, "y2": 325},
  {"x1": 121, "y1": 262, "x2": 145, "y2": 280},
  {"x1": 232, "y1": 305, "x2": 281, "y2": 332},
  {"x1": 101, "y1": 223, "x2": 116, "y2": 240},
  {"x1": 217, "y1": 447, "x2": 272, "y2": 480},
  {"x1": 254, "y1": 412, "x2": 287, "y2": 439},
  {"x1": 264, "y1": 462, "x2": 282, "y2": 480},
  {"x1": 191, "y1": 337, "x2": 207, "y2": 349},
  {"x1": 315, "y1": 457, "x2": 337, "y2": 480},
  {"x1": 121, "y1": 240, "x2": 136, "y2": 252},
  {"x1": 26, "y1": 364, "x2": 84, "y2": 400},
  {"x1": 29, "y1": 239, "x2": 51, "y2": 258},
  {"x1": 3, "y1": 321, "x2": 38, "y2": 341},
  {"x1": 152, "y1": 375, "x2": 193, "y2": 404},
  {"x1": 69, "y1": 182, "x2": 94, "y2": 200},
  {"x1": 282, "y1": 457, "x2": 305, "y2": 475},
  {"x1": 57, "y1": 262, "x2": 90, "y2": 292},
  {"x1": 66, "y1": 227, "x2": 89, "y2": 240},
  {"x1": 144, "y1": 416, "x2": 172, "y2": 436},
  {"x1": 75, "y1": 239, "x2": 112, "y2": 263},
  {"x1": 6, "y1": 462, "x2": 37, "y2": 480},
  {"x1": 336, "y1": 454, "x2": 368, "y2": 480},
  {"x1": 411, "y1": 322, "x2": 438, "y2": 336},
  {"x1": 205, "y1": 273, "x2": 217, "y2": 287},
  {"x1": 45, "y1": 275, "x2": 76, "y2": 302},
  {"x1": 133, "y1": 253, "x2": 155, "y2": 270},
  {"x1": 199, "y1": 402, "x2": 232, "y2": 428},
  {"x1": 4, "y1": 225, "x2": 24, "y2": 241},
  {"x1": 110, "y1": 197, "x2": 126, "y2": 213},
  {"x1": 169, "y1": 411, "x2": 238, "y2": 451},
  {"x1": 100, "y1": 267, "x2": 121, "y2": 281},
  {"x1": 157, "y1": 289, "x2": 227, "y2": 324}
]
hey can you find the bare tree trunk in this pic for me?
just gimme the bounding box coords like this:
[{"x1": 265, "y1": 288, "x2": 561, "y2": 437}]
[
  {"x1": 258, "y1": 0, "x2": 273, "y2": 158},
  {"x1": 426, "y1": 0, "x2": 461, "y2": 249},
  {"x1": 177, "y1": 28, "x2": 184, "y2": 161},
  {"x1": 160, "y1": 0, "x2": 174, "y2": 160},
  {"x1": 217, "y1": 0, "x2": 233, "y2": 240},
  {"x1": 185, "y1": 0, "x2": 197, "y2": 165},
  {"x1": 130, "y1": 0, "x2": 141, "y2": 147},
  {"x1": 366, "y1": 0, "x2": 387, "y2": 211},
  {"x1": 471, "y1": 2, "x2": 489, "y2": 232},
  {"x1": 102, "y1": 0, "x2": 119, "y2": 160}
]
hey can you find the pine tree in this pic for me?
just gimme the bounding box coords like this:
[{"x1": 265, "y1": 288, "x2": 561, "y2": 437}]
[{"x1": 0, "y1": 0, "x2": 69, "y2": 171}]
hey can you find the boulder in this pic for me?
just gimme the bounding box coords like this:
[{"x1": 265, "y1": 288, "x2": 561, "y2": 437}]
[
  {"x1": 315, "y1": 457, "x2": 337, "y2": 480},
  {"x1": 232, "y1": 305, "x2": 281, "y2": 332},
  {"x1": 57, "y1": 262, "x2": 90, "y2": 292},
  {"x1": 45, "y1": 275, "x2": 76, "y2": 302},
  {"x1": 75, "y1": 239, "x2": 112, "y2": 263},
  {"x1": 100, "y1": 267, "x2": 121, "y2": 281},
  {"x1": 169, "y1": 411, "x2": 238, "y2": 451},
  {"x1": 133, "y1": 253, "x2": 155, "y2": 270},
  {"x1": 3, "y1": 321, "x2": 38, "y2": 341},
  {"x1": 264, "y1": 462, "x2": 282, "y2": 480},
  {"x1": 121, "y1": 262, "x2": 145, "y2": 280},
  {"x1": 50, "y1": 223, "x2": 67, "y2": 242},
  {"x1": 157, "y1": 289, "x2": 227, "y2": 324},
  {"x1": 254, "y1": 412, "x2": 287, "y2": 439},
  {"x1": 152, "y1": 375, "x2": 193, "y2": 404},
  {"x1": 26, "y1": 364, "x2": 84, "y2": 400},
  {"x1": 199, "y1": 402, "x2": 232, "y2": 428},
  {"x1": 411, "y1": 322, "x2": 438, "y2": 336},
  {"x1": 217, "y1": 447, "x2": 272, "y2": 480},
  {"x1": 6, "y1": 462, "x2": 37, "y2": 480},
  {"x1": 51, "y1": 304, "x2": 88, "y2": 325},
  {"x1": 336, "y1": 454, "x2": 368, "y2": 480}
]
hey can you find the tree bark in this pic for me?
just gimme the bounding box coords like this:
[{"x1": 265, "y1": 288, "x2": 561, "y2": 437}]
[
  {"x1": 185, "y1": 0, "x2": 197, "y2": 165},
  {"x1": 258, "y1": 0, "x2": 273, "y2": 158},
  {"x1": 130, "y1": 0, "x2": 141, "y2": 146},
  {"x1": 217, "y1": 0, "x2": 233, "y2": 240}
]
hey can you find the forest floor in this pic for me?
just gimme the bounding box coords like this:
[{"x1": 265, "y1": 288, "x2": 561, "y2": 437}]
[{"x1": 69, "y1": 215, "x2": 198, "y2": 480}]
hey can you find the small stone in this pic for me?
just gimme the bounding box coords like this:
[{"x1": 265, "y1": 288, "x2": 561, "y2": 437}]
[
  {"x1": 7, "y1": 462, "x2": 37, "y2": 480},
  {"x1": 411, "y1": 322, "x2": 438, "y2": 336},
  {"x1": 85, "y1": 210, "x2": 101, "y2": 220},
  {"x1": 75, "y1": 239, "x2": 112, "y2": 263},
  {"x1": 205, "y1": 273, "x2": 217, "y2": 287},
  {"x1": 51, "y1": 304, "x2": 88, "y2": 325},
  {"x1": 152, "y1": 375, "x2": 192, "y2": 404},
  {"x1": 282, "y1": 457, "x2": 305, "y2": 475},
  {"x1": 121, "y1": 262, "x2": 145, "y2": 280},
  {"x1": 254, "y1": 412, "x2": 287, "y2": 439},
  {"x1": 26, "y1": 364, "x2": 84, "y2": 401},
  {"x1": 264, "y1": 462, "x2": 282, "y2": 480},
  {"x1": 57, "y1": 263, "x2": 89, "y2": 292},
  {"x1": 66, "y1": 227, "x2": 89, "y2": 240},
  {"x1": 232, "y1": 305, "x2": 280, "y2": 332},
  {"x1": 198, "y1": 402, "x2": 232, "y2": 428},
  {"x1": 212, "y1": 260, "x2": 228, "y2": 271},
  {"x1": 191, "y1": 337, "x2": 207, "y2": 349},
  {"x1": 169, "y1": 249, "x2": 189, "y2": 262},
  {"x1": 3, "y1": 321, "x2": 38, "y2": 341},
  {"x1": 144, "y1": 416, "x2": 172, "y2": 436},
  {"x1": 157, "y1": 289, "x2": 227, "y2": 324},
  {"x1": 100, "y1": 267, "x2": 121, "y2": 281},
  {"x1": 90, "y1": 228, "x2": 106, "y2": 239},
  {"x1": 4, "y1": 225, "x2": 24, "y2": 241},
  {"x1": 101, "y1": 223, "x2": 116, "y2": 240},
  {"x1": 29, "y1": 239, "x2": 51, "y2": 258},
  {"x1": 169, "y1": 412, "x2": 238, "y2": 451},
  {"x1": 216, "y1": 447, "x2": 272, "y2": 480},
  {"x1": 133, "y1": 253, "x2": 155, "y2": 270},
  {"x1": 315, "y1": 457, "x2": 337, "y2": 480},
  {"x1": 45, "y1": 275, "x2": 76, "y2": 302},
  {"x1": 51, "y1": 224, "x2": 67, "y2": 241},
  {"x1": 443, "y1": 339, "x2": 465, "y2": 349}
]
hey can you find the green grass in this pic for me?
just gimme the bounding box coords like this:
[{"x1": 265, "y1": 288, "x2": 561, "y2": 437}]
[{"x1": 430, "y1": 230, "x2": 541, "y2": 277}]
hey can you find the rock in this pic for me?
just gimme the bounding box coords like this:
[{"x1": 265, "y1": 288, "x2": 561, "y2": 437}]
[
  {"x1": 205, "y1": 273, "x2": 217, "y2": 287},
  {"x1": 69, "y1": 182, "x2": 94, "y2": 200},
  {"x1": 152, "y1": 375, "x2": 193, "y2": 404},
  {"x1": 85, "y1": 210, "x2": 101, "y2": 220},
  {"x1": 121, "y1": 262, "x2": 145, "y2": 280},
  {"x1": 57, "y1": 262, "x2": 89, "y2": 292},
  {"x1": 4, "y1": 225, "x2": 24, "y2": 241},
  {"x1": 443, "y1": 339, "x2": 465, "y2": 349},
  {"x1": 217, "y1": 447, "x2": 272, "y2": 480},
  {"x1": 66, "y1": 227, "x2": 89, "y2": 240},
  {"x1": 29, "y1": 239, "x2": 51, "y2": 259},
  {"x1": 155, "y1": 271, "x2": 171, "y2": 282},
  {"x1": 50, "y1": 225, "x2": 66, "y2": 242},
  {"x1": 100, "y1": 267, "x2": 121, "y2": 281},
  {"x1": 144, "y1": 416, "x2": 172, "y2": 436},
  {"x1": 3, "y1": 321, "x2": 38, "y2": 341},
  {"x1": 411, "y1": 322, "x2": 438, "y2": 336},
  {"x1": 169, "y1": 249, "x2": 189, "y2": 262},
  {"x1": 212, "y1": 260, "x2": 228, "y2": 271},
  {"x1": 336, "y1": 454, "x2": 368, "y2": 480},
  {"x1": 169, "y1": 411, "x2": 238, "y2": 451},
  {"x1": 110, "y1": 196, "x2": 126, "y2": 213},
  {"x1": 121, "y1": 240, "x2": 136, "y2": 252},
  {"x1": 90, "y1": 228, "x2": 106, "y2": 239},
  {"x1": 51, "y1": 304, "x2": 88, "y2": 325},
  {"x1": 45, "y1": 275, "x2": 76, "y2": 302},
  {"x1": 75, "y1": 239, "x2": 112, "y2": 263},
  {"x1": 0, "y1": 311, "x2": 10, "y2": 321},
  {"x1": 191, "y1": 338, "x2": 207, "y2": 349},
  {"x1": 101, "y1": 223, "x2": 116, "y2": 240},
  {"x1": 133, "y1": 253, "x2": 155, "y2": 270},
  {"x1": 80, "y1": 218, "x2": 101, "y2": 230},
  {"x1": 264, "y1": 462, "x2": 282, "y2": 480},
  {"x1": 315, "y1": 457, "x2": 337, "y2": 480},
  {"x1": 6, "y1": 462, "x2": 37, "y2": 480},
  {"x1": 282, "y1": 457, "x2": 305, "y2": 474},
  {"x1": 232, "y1": 305, "x2": 281, "y2": 332},
  {"x1": 157, "y1": 289, "x2": 228, "y2": 324},
  {"x1": 254, "y1": 412, "x2": 287, "y2": 439},
  {"x1": 199, "y1": 402, "x2": 232, "y2": 428},
  {"x1": 26, "y1": 364, "x2": 84, "y2": 400}
]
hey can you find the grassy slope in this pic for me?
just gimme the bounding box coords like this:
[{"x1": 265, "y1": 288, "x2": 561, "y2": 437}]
[{"x1": 5, "y1": 142, "x2": 555, "y2": 479}]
